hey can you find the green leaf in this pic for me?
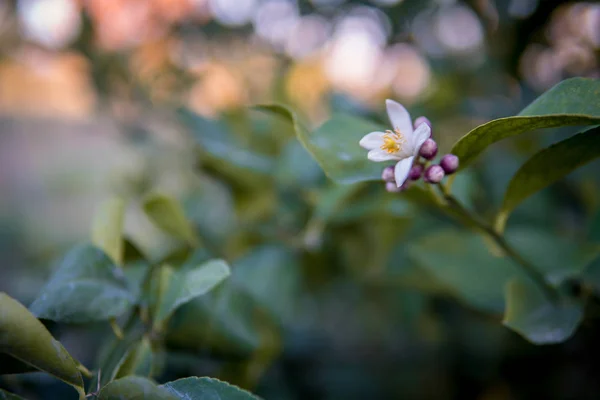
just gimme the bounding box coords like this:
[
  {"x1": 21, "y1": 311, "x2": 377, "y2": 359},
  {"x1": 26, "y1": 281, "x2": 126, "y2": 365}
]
[
  {"x1": 154, "y1": 259, "x2": 231, "y2": 327},
  {"x1": 180, "y1": 109, "x2": 274, "y2": 176},
  {"x1": 275, "y1": 140, "x2": 324, "y2": 189},
  {"x1": 408, "y1": 230, "x2": 522, "y2": 313},
  {"x1": 582, "y1": 254, "x2": 600, "y2": 293},
  {"x1": 184, "y1": 176, "x2": 237, "y2": 251},
  {"x1": 115, "y1": 336, "x2": 154, "y2": 379},
  {"x1": 90, "y1": 317, "x2": 145, "y2": 391},
  {"x1": 123, "y1": 238, "x2": 147, "y2": 265},
  {"x1": 0, "y1": 389, "x2": 27, "y2": 399},
  {"x1": 506, "y1": 229, "x2": 598, "y2": 286},
  {"x1": 166, "y1": 247, "x2": 288, "y2": 355},
  {"x1": 92, "y1": 197, "x2": 126, "y2": 265},
  {"x1": 161, "y1": 377, "x2": 261, "y2": 400},
  {"x1": 98, "y1": 376, "x2": 175, "y2": 400},
  {"x1": 257, "y1": 104, "x2": 388, "y2": 184},
  {"x1": 166, "y1": 285, "x2": 263, "y2": 355},
  {"x1": 0, "y1": 293, "x2": 84, "y2": 397},
  {"x1": 503, "y1": 278, "x2": 583, "y2": 344},
  {"x1": 303, "y1": 183, "x2": 364, "y2": 248},
  {"x1": 230, "y1": 245, "x2": 300, "y2": 324},
  {"x1": 496, "y1": 126, "x2": 600, "y2": 231},
  {"x1": 452, "y1": 78, "x2": 600, "y2": 170},
  {"x1": 29, "y1": 244, "x2": 134, "y2": 323},
  {"x1": 143, "y1": 193, "x2": 200, "y2": 247}
]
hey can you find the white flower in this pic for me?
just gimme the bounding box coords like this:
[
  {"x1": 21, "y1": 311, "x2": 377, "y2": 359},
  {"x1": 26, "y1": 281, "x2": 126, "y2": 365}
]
[{"x1": 359, "y1": 99, "x2": 431, "y2": 187}]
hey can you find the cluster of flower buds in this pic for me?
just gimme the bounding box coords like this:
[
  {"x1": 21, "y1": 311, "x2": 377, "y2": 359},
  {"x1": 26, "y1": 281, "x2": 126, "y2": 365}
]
[{"x1": 382, "y1": 117, "x2": 459, "y2": 193}]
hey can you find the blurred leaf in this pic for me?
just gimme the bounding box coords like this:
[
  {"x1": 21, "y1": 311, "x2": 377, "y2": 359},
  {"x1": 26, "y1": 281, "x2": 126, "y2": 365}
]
[
  {"x1": 589, "y1": 209, "x2": 600, "y2": 243},
  {"x1": 275, "y1": 140, "x2": 324, "y2": 189},
  {"x1": 90, "y1": 317, "x2": 145, "y2": 390},
  {"x1": 452, "y1": 78, "x2": 600, "y2": 170},
  {"x1": 0, "y1": 389, "x2": 26, "y2": 399},
  {"x1": 29, "y1": 244, "x2": 134, "y2": 323},
  {"x1": 450, "y1": 169, "x2": 477, "y2": 209},
  {"x1": 162, "y1": 377, "x2": 261, "y2": 399},
  {"x1": 92, "y1": 197, "x2": 126, "y2": 265},
  {"x1": 143, "y1": 193, "x2": 200, "y2": 247},
  {"x1": 0, "y1": 293, "x2": 84, "y2": 397},
  {"x1": 582, "y1": 255, "x2": 600, "y2": 294},
  {"x1": 115, "y1": 336, "x2": 154, "y2": 379},
  {"x1": 496, "y1": 127, "x2": 600, "y2": 231},
  {"x1": 257, "y1": 104, "x2": 388, "y2": 184},
  {"x1": 313, "y1": 184, "x2": 361, "y2": 221},
  {"x1": 123, "y1": 262, "x2": 151, "y2": 303},
  {"x1": 166, "y1": 247, "x2": 291, "y2": 355},
  {"x1": 369, "y1": 217, "x2": 451, "y2": 294},
  {"x1": 98, "y1": 376, "x2": 175, "y2": 400},
  {"x1": 408, "y1": 230, "x2": 521, "y2": 313},
  {"x1": 167, "y1": 285, "x2": 261, "y2": 355},
  {"x1": 154, "y1": 259, "x2": 231, "y2": 327},
  {"x1": 507, "y1": 229, "x2": 598, "y2": 286},
  {"x1": 123, "y1": 238, "x2": 147, "y2": 266},
  {"x1": 331, "y1": 190, "x2": 415, "y2": 223},
  {"x1": 185, "y1": 176, "x2": 237, "y2": 251},
  {"x1": 180, "y1": 109, "x2": 274, "y2": 176},
  {"x1": 230, "y1": 245, "x2": 300, "y2": 324},
  {"x1": 503, "y1": 278, "x2": 583, "y2": 344}
]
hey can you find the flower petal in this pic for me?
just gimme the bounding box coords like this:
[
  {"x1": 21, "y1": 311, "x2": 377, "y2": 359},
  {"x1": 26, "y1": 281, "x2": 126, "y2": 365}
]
[
  {"x1": 410, "y1": 123, "x2": 431, "y2": 155},
  {"x1": 359, "y1": 131, "x2": 385, "y2": 150},
  {"x1": 368, "y1": 149, "x2": 402, "y2": 162},
  {"x1": 386, "y1": 99, "x2": 413, "y2": 137},
  {"x1": 394, "y1": 156, "x2": 414, "y2": 187}
]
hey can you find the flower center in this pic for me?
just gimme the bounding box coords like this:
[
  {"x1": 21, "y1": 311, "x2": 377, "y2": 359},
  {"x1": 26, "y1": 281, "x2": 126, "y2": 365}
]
[{"x1": 380, "y1": 128, "x2": 405, "y2": 154}]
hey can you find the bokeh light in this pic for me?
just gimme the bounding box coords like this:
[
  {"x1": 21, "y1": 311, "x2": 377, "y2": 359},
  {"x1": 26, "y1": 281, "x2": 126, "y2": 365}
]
[{"x1": 17, "y1": 0, "x2": 81, "y2": 49}]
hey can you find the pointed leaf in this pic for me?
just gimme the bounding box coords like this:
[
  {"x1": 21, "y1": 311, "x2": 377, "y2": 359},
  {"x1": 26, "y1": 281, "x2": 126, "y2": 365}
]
[
  {"x1": 98, "y1": 376, "x2": 175, "y2": 400},
  {"x1": 154, "y1": 259, "x2": 231, "y2": 326},
  {"x1": 29, "y1": 244, "x2": 134, "y2": 323},
  {"x1": 90, "y1": 317, "x2": 146, "y2": 391},
  {"x1": 452, "y1": 78, "x2": 600, "y2": 170},
  {"x1": 143, "y1": 193, "x2": 200, "y2": 247},
  {"x1": 496, "y1": 126, "x2": 600, "y2": 231},
  {"x1": 92, "y1": 197, "x2": 126, "y2": 265},
  {"x1": 0, "y1": 293, "x2": 84, "y2": 396},
  {"x1": 165, "y1": 247, "x2": 290, "y2": 355},
  {"x1": 257, "y1": 104, "x2": 388, "y2": 184},
  {"x1": 115, "y1": 336, "x2": 154, "y2": 379},
  {"x1": 503, "y1": 278, "x2": 583, "y2": 344},
  {"x1": 161, "y1": 377, "x2": 261, "y2": 400}
]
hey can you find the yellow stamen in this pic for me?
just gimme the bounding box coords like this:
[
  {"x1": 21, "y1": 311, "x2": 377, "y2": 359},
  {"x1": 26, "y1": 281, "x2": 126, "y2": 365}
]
[{"x1": 380, "y1": 128, "x2": 405, "y2": 154}]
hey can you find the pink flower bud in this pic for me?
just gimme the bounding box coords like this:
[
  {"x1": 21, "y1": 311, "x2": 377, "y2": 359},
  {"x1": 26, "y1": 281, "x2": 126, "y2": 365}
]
[
  {"x1": 385, "y1": 181, "x2": 402, "y2": 193},
  {"x1": 381, "y1": 166, "x2": 395, "y2": 182},
  {"x1": 424, "y1": 165, "x2": 445, "y2": 184},
  {"x1": 414, "y1": 116, "x2": 432, "y2": 134},
  {"x1": 386, "y1": 181, "x2": 410, "y2": 192},
  {"x1": 439, "y1": 154, "x2": 459, "y2": 174},
  {"x1": 419, "y1": 138, "x2": 438, "y2": 160},
  {"x1": 409, "y1": 163, "x2": 424, "y2": 180}
]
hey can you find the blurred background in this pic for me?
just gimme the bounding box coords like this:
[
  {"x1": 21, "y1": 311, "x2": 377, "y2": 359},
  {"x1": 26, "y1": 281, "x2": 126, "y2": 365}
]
[{"x1": 1, "y1": 0, "x2": 600, "y2": 399}]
